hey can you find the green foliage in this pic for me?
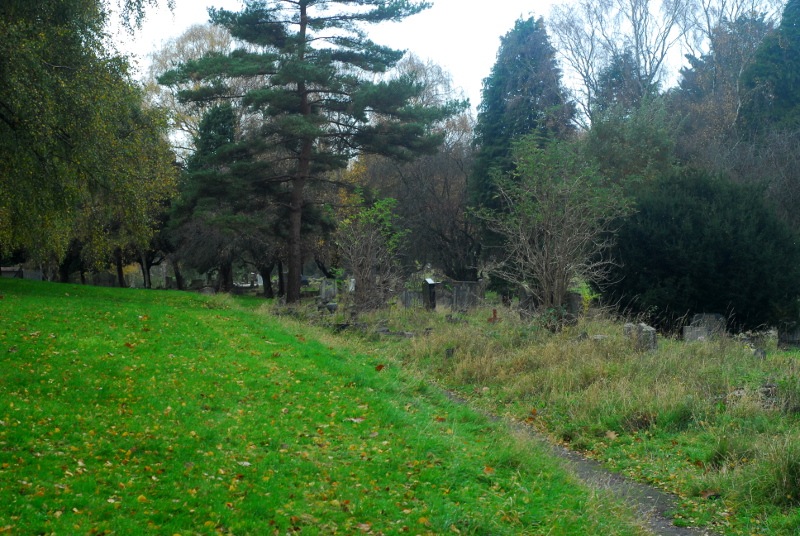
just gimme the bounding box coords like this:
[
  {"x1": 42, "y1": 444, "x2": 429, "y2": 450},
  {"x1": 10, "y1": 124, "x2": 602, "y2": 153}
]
[
  {"x1": 159, "y1": 0, "x2": 461, "y2": 302},
  {"x1": 335, "y1": 192, "x2": 409, "y2": 308},
  {"x1": 741, "y1": 0, "x2": 800, "y2": 130},
  {"x1": 592, "y1": 50, "x2": 659, "y2": 116},
  {"x1": 471, "y1": 16, "x2": 575, "y2": 209},
  {"x1": 604, "y1": 167, "x2": 800, "y2": 330},
  {"x1": 0, "y1": 0, "x2": 178, "y2": 263},
  {"x1": 586, "y1": 96, "x2": 680, "y2": 183},
  {"x1": 478, "y1": 137, "x2": 632, "y2": 312}
]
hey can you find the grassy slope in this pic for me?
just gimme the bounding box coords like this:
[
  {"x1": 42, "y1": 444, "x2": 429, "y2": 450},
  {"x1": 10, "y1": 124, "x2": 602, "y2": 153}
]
[
  {"x1": 372, "y1": 307, "x2": 800, "y2": 536},
  {"x1": 0, "y1": 279, "x2": 646, "y2": 536}
]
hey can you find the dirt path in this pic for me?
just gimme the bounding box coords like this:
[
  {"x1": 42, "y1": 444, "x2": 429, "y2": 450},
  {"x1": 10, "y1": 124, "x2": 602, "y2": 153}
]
[{"x1": 443, "y1": 390, "x2": 719, "y2": 536}]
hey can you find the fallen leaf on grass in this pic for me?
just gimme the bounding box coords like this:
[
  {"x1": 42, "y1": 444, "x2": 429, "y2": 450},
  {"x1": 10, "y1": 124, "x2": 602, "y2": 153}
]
[
  {"x1": 375, "y1": 364, "x2": 385, "y2": 371},
  {"x1": 137, "y1": 495, "x2": 148, "y2": 503},
  {"x1": 605, "y1": 430, "x2": 619, "y2": 440},
  {"x1": 355, "y1": 522, "x2": 372, "y2": 532},
  {"x1": 483, "y1": 466, "x2": 495, "y2": 476},
  {"x1": 345, "y1": 418, "x2": 365, "y2": 423}
]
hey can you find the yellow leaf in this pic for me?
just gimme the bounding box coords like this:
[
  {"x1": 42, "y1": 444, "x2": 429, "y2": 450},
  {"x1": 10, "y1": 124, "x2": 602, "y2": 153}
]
[{"x1": 137, "y1": 495, "x2": 148, "y2": 503}]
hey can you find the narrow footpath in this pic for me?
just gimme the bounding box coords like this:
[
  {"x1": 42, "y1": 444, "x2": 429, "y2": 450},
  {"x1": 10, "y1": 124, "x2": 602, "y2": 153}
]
[{"x1": 443, "y1": 390, "x2": 719, "y2": 536}]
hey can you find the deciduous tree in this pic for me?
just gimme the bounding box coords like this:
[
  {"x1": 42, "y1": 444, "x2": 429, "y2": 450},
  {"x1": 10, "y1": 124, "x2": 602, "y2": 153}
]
[
  {"x1": 0, "y1": 0, "x2": 177, "y2": 262},
  {"x1": 478, "y1": 137, "x2": 632, "y2": 315}
]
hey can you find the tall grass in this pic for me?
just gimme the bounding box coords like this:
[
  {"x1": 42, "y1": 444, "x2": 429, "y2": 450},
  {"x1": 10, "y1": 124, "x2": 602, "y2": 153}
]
[{"x1": 325, "y1": 302, "x2": 800, "y2": 535}]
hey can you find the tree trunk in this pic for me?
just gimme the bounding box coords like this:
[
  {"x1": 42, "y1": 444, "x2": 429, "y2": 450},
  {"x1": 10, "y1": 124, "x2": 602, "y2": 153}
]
[
  {"x1": 79, "y1": 269, "x2": 86, "y2": 285},
  {"x1": 286, "y1": 10, "x2": 311, "y2": 304},
  {"x1": 173, "y1": 260, "x2": 185, "y2": 291},
  {"x1": 139, "y1": 252, "x2": 152, "y2": 289},
  {"x1": 115, "y1": 248, "x2": 125, "y2": 288},
  {"x1": 217, "y1": 261, "x2": 233, "y2": 293},
  {"x1": 286, "y1": 171, "x2": 307, "y2": 303},
  {"x1": 277, "y1": 260, "x2": 285, "y2": 297},
  {"x1": 260, "y1": 263, "x2": 275, "y2": 299},
  {"x1": 58, "y1": 261, "x2": 70, "y2": 283},
  {"x1": 315, "y1": 257, "x2": 336, "y2": 279}
]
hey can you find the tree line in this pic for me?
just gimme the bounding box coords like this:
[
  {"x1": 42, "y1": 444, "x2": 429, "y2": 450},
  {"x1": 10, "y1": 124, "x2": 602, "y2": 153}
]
[{"x1": 3, "y1": 0, "x2": 800, "y2": 330}]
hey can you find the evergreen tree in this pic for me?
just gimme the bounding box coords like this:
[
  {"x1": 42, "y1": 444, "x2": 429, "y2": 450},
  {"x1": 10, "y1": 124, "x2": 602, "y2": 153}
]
[
  {"x1": 470, "y1": 16, "x2": 574, "y2": 209},
  {"x1": 603, "y1": 168, "x2": 800, "y2": 331},
  {"x1": 593, "y1": 50, "x2": 658, "y2": 115},
  {"x1": 741, "y1": 0, "x2": 800, "y2": 130},
  {"x1": 160, "y1": 0, "x2": 460, "y2": 303}
]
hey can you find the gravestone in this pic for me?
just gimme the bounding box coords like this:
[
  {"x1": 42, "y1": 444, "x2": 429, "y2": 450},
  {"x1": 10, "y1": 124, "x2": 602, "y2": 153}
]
[
  {"x1": 1, "y1": 266, "x2": 22, "y2": 278},
  {"x1": 401, "y1": 289, "x2": 423, "y2": 308},
  {"x1": 518, "y1": 288, "x2": 538, "y2": 314},
  {"x1": 445, "y1": 281, "x2": 483, "y2": 309},
  {"x1": 624, "y1": 322, "x2": 658, "y2": 352},
  {"x1": 683, "y1": 325, "x2": 709, "y2": 342},
  {"x1": 423, "y1": 278, "x2": 436, "y2": 310},
  {"x1": 683, "y1": 313, "x2": 726, "y2": 342},
  {"x1": 320, "y1": 279, "x2": 337, "y2": 301},
  {"x1": 23, "y1": 269, "x2": 42, "y2": 281},
  {"x1": 779, "y1": 322, "x2": 800, "y2": 349},
  {"x1": 565, "y1": 291, "x2": 583, "y2": 316}
]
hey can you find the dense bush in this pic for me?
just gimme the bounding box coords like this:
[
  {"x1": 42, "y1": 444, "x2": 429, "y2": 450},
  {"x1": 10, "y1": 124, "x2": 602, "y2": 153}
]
[{"x1": 603, "y1": 167, "x2": 800, "y2": 330}]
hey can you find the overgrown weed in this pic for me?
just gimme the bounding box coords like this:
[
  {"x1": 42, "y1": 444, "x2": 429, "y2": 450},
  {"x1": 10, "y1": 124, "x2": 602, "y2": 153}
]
[{"x1": 315, "y1": 299, "x2": 800, "y2": 535}]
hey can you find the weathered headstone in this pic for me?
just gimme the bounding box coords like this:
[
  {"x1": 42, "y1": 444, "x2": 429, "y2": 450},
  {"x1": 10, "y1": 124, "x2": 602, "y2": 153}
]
[
  {"x1": 518, "y1": 288, "x2": 538, "y2": 314},
  {"x1": 446, "y1": 281, "x2": 483, "y2": 309},
  {"x1": 624, "y1": 322, "x2": 658, "y2": 352},
  {"x1": 423, "y1": 278, "x2": 436, "y2": 310},
  {"x1": 779, "y1": 322, "x2": 800, "y2": 349},
  {"x1": 22, "y1": 269, "x2": 42, "y2": 281},
  {"x1": 400, "y1": 289, "x2": 423, "y2": 309},
  {"x1": 691, "y1": 313, "x2": 726, "y2": 336},
  {"x1": 682, "y1": 325, "x2": 709, "y2": 342},
  {"x1": 565, "y1": 291, "x2": 583, "y2": 316},
  {"x1": 320, "y1": 279, "x2": 337, "y2": 301}
]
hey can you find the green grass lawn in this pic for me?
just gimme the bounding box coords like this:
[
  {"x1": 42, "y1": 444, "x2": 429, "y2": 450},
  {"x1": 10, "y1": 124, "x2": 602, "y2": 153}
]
[{"x1": 0, "y1": 279, "x2": 646, "y2": 536}]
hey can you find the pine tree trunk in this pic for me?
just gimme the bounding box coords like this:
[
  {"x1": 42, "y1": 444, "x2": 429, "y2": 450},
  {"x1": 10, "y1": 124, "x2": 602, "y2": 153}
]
[
  {"x1": 260, "y1": 263, "x2": 275, "y2": 299},
  {"x1": 277, "y1": 260, "x2": 285, "y2": 297},
  {"x1": 115, "y1": 248, "x2": 125, "y2": 288},
  {"x1": 140, "y1": 252, "x2": 152, "y2": 289},
  {"x1": 286, "y1": 6, "x2": 310, "y2": 304},
  {"x1": 173, "y1": 260, "x2": 185, "y2": 291}
]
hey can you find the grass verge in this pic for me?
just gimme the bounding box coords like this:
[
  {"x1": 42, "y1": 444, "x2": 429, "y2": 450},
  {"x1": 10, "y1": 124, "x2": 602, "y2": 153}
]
[
  {"x1": 325, "y1": 303, "x2": 800, "y2": 536},
  {"x1": 0, "y1": 279, "x2": 647, "y2": 536}
]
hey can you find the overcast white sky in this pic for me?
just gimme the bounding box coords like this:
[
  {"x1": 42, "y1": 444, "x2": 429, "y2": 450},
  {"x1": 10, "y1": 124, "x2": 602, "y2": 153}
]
[{"x1": 114, "y1": 0, "x2": 568, "y2": 111}]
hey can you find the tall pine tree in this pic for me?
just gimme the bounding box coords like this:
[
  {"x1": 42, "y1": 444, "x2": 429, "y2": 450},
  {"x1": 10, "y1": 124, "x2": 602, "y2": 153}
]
[
  {"x1": 470, "y1": 16, "x2": 574, "y2": 209},
  {"x1": 160, "y1": 0, "x2": 461, "y2": 303}
]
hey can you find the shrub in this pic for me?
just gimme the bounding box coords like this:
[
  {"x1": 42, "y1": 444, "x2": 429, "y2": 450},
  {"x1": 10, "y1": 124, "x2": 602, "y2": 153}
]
[{"x1": 603, "y1": 167, "x2": 800, "y2": 330}]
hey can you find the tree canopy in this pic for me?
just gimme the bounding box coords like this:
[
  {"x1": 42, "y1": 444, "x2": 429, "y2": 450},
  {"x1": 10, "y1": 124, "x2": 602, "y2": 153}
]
[
  {"x1": 741, "y1": 0, "x2": 800, "y2": 130},
  {"x1": 470, "y1": 16, "x2": 574, "y2": 209},
  {"x1": 0, "y1": 0, "x2": 177, "y2": 262},
  {"x1": 159, "y1": 0, "x2": 461, "y2": 302}
]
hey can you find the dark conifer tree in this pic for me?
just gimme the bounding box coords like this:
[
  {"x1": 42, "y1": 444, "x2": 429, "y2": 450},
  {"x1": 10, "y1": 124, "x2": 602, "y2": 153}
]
[
  {"x1": 160, "y1": 0, "x2": 460, "y2": 303},
  {"x1": 470, "y1": 16, "x2": 574, "y2": 209},
  {"x1": 741, "y1": 0, "x2": 800, "y2": 130}
]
